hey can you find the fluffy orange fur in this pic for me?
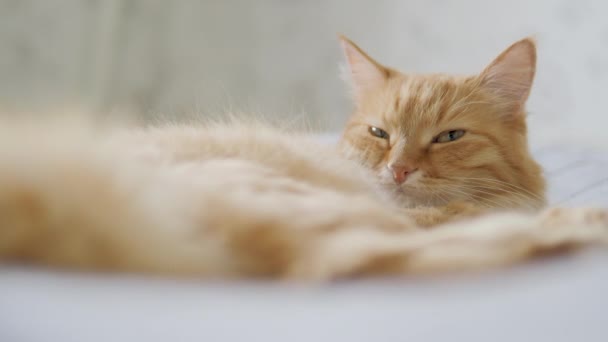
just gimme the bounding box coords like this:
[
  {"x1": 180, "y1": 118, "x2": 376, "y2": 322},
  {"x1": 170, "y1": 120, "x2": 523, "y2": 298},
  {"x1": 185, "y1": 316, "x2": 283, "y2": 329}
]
[
  {"x1": 0, "y1": 38, "x2": 606, "y2": 281},
  {"x1": 338, "y1": 36, "x2": 545, "y2": 227}
]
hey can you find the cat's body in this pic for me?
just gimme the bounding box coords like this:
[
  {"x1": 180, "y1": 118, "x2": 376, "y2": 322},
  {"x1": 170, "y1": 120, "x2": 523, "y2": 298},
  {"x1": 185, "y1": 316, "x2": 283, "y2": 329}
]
[
  {"x1": 0, "y1": 119, "x2": 418, "y2": 278},
  {"x1": 0, "y1": 38, "x2": 606, "y2": 280}
]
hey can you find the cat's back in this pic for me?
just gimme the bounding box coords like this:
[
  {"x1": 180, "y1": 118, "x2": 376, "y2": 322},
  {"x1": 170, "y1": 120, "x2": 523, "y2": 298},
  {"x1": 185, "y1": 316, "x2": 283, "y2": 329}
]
[{"x1": 111, "y1": 122, "x2": 384, "y2": 198}]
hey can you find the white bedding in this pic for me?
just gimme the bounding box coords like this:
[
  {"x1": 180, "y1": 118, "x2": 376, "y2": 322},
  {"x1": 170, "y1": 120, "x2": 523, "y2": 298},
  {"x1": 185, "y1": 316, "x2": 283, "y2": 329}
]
[{"x1": 1, "y1": 145, "x2": 607, "y2": 342}]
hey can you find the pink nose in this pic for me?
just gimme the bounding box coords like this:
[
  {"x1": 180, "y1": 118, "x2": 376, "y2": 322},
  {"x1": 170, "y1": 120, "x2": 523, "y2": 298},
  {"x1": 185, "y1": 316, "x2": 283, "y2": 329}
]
[{"x1": 388, "y1": 164, "x2": 418, "y2": 184}]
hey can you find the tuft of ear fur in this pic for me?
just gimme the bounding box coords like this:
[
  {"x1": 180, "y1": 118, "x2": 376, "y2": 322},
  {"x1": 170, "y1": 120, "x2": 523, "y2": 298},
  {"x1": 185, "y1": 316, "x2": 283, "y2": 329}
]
[
  {"x1": 478, "y1": 38, "x2": 537, "y2": 114},
  {"x1": 338, "y1": 35, "x2": 389, "y2": 103}
]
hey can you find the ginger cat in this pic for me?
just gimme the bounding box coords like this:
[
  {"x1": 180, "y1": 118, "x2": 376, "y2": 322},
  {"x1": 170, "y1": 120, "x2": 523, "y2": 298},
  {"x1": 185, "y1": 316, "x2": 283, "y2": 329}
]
[{"x1": 0, "y1": 37, "x2": 606, "y2": 281}]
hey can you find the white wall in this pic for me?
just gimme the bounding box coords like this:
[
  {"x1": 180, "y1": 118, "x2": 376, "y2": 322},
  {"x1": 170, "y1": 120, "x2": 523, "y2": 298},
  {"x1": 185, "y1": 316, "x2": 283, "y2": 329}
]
[{"x1": 1, "y1": 0, "x2": 607, "y2": 148}]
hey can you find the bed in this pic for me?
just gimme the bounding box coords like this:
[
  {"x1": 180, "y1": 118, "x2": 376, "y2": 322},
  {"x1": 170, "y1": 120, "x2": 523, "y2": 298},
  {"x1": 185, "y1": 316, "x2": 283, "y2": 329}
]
[{"x1": 1, "y1": 145, "x2": 607, "y2": 342}]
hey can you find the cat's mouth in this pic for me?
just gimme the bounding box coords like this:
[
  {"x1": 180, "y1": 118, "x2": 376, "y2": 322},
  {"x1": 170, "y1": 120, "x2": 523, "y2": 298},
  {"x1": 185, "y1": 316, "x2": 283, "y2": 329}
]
[
  {"x1": 380, "y1": 180, "x2": 455, "y2": 207},
  {"x1": 375, "y1": 167, "x2": 454, "y2": 204}
]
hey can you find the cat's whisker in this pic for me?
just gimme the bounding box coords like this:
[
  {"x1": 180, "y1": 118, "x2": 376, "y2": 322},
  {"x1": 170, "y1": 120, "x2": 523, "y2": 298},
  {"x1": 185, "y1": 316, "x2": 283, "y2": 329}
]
[
  {"x1": 439, "y1": 185, "x2": 509, "y2": 210},
  {"x1": 425, "y1": 187, "x2": 452, "y2": 206},
  {"x1": 426, "y1": 183, "x2": 492, "y2": 208},
  {"x1": 450, "y1": 176, "x2": 545, "y2": 203},
  {"x1": 448, "y1": 180, "x2": 541, "y2": 209},
  {"x1": 463, "y1": 185, "x2": 536, "y2": 210},
  {"x1": 414, "y1": 178, "x2": 536, "y2": 211},
  {"x1": 462, "y1": 186, "x2": 541, "y2": 212},
  {"x1": 453, "y1": 180, "x2": 537, "y2": 203},
  {"x1": 448, "y1": 176, "x2": 542, "y2": 199}
]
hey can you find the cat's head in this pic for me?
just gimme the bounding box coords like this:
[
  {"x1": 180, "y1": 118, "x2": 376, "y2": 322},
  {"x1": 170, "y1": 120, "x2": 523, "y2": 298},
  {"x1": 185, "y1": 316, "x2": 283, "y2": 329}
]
[{"x1": 338, "y1": 36, "x2": 545, "y2": 209}]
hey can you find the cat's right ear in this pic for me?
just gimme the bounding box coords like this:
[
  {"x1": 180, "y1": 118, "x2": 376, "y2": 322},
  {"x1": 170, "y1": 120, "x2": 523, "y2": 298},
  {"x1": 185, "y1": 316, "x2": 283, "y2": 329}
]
[
  {"x1": 339, "y1": 35, "x2": 389, "y2": 104},
  {"x1": 478, "y1": 38, "x2": 537, "y2": 114}
]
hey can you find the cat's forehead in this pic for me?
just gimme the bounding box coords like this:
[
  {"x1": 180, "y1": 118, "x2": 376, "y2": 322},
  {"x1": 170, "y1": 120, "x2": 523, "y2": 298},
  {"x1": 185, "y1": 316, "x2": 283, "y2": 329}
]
[{"x1": 383, "y1": 74, "x2": 472, "y2": 131}]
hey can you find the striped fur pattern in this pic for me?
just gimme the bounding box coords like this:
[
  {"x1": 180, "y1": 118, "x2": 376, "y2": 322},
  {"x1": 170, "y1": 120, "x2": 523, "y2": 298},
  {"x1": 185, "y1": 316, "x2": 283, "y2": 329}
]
[{"x1": 0, "y1": 38, "x2": 606, "y2": 280}]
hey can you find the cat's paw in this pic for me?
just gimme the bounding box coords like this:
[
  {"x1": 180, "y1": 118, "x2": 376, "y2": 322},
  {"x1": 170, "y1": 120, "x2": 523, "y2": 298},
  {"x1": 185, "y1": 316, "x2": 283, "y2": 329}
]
[
  {"x1": 284, "y1": 256, "x2": 349, "y2": 282},
  {"x1": 284, "y1": 229, "x2": 408, "y2": 282},
  {"x1": 285, "y1": 247, "x2": 369, "y2": 282},
  {"x1": 540, "y1": 207, "x2": 608, "y2": 228},
  {"x1": 285, "y1": 252, "x2": 403, "y2": 282}
]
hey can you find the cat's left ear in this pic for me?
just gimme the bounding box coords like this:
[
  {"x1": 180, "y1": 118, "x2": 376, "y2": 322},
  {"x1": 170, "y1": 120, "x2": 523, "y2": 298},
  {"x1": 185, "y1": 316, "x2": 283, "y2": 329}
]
[
  {"x1": 339, "y1": 35, "x2": 389, "y2": 104},
  {"x1": 478, "y1": 38, "x2": 537, "y2": 113}
]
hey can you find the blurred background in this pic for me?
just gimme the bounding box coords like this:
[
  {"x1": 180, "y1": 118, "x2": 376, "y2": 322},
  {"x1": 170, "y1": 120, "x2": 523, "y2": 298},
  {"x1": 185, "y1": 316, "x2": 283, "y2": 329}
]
[
  {"x1": 2, "y1": 3, "x2": 608, "y2": 341},
  {"x1": 1, "y1": 0, "x2": 607, "y2": 147}
]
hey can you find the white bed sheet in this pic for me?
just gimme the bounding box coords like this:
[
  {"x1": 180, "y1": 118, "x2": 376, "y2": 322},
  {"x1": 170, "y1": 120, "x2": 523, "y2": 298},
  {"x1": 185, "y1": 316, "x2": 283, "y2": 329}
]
[{"x1": 0, "y1": 145, "x2": 607, "y2": 342}]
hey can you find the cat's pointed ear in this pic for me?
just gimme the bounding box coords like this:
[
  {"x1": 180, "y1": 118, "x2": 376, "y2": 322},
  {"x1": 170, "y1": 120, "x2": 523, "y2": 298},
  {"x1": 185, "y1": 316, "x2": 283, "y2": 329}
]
[
  {"x1": 478, "y1": 38, "x2": 536, "y2": 112},
  {"x1": 339, "y1": 35, "x2": 389, "y2": 103}
]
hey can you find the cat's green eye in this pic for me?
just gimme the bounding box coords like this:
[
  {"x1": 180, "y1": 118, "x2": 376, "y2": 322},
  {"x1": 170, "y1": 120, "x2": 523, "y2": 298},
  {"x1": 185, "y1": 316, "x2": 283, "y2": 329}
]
[
  {"x1": 433, "y1": 129, "x2": 466, "y2": 144},
  {"x1": 368, "y1": 126, "x2": 389, "y2": 140}
]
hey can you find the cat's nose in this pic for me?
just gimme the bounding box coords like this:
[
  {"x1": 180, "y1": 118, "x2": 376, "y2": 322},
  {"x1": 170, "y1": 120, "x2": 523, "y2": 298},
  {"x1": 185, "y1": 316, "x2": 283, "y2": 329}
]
[{"x1": 388, "y1": 164, "x2": 418, "y2": 185}]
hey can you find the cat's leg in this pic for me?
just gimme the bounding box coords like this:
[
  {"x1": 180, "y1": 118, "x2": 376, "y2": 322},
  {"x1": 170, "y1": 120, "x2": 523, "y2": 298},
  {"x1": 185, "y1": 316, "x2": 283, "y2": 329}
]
[
  {"x1": 192, "y1": 160, "x2": 420, "y2": 278},
  {"x1": 287, "y1": 207, "x2": 608, "y2": 281}
]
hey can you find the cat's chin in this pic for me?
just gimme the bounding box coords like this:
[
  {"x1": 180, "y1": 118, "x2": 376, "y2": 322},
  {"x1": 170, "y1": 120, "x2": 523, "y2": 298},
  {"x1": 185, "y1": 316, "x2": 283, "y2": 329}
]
[{"x1": 384, "y1": 184, "x2": 450, "y2": 208}]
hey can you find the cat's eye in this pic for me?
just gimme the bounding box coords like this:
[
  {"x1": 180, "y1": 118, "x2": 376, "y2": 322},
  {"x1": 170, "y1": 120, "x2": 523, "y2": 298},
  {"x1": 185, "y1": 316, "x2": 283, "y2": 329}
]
[
  {"x1": 433, "y1": 130, "x2": 466, "y2": 143},
  {"x1": 368, "y1": 126, "x2": 389, "y2": 139}
]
